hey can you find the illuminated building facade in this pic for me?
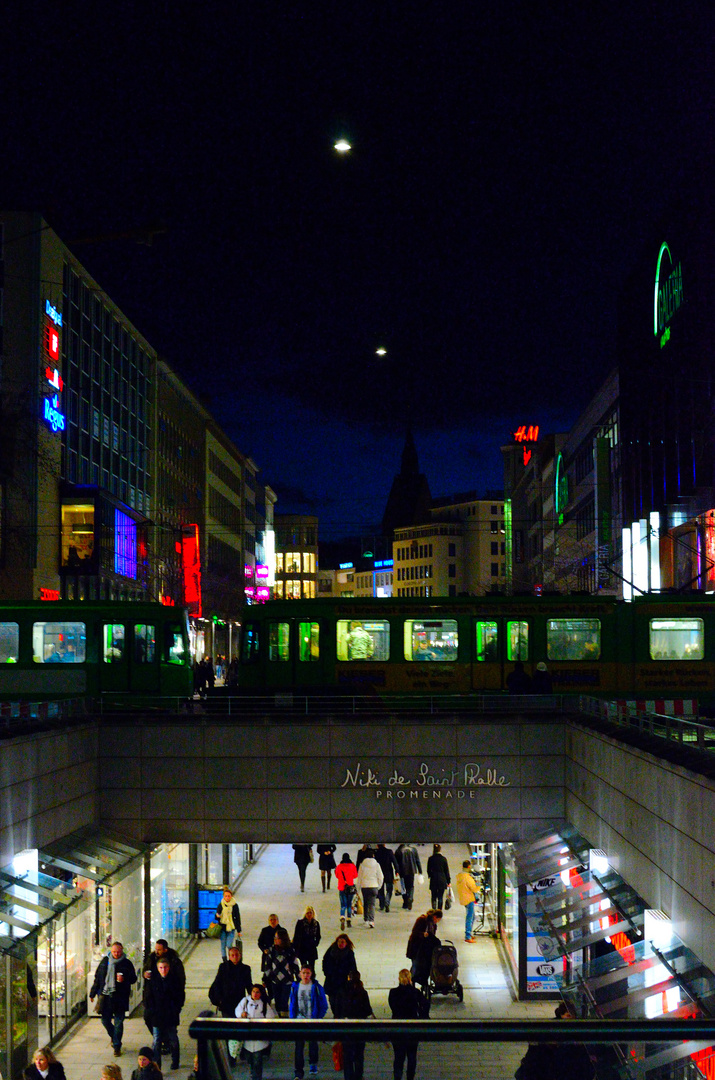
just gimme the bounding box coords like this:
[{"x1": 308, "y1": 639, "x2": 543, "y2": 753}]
[
  {"x1": 393, "y1": 493, "x2": 505, "y2": 597},
  {"x1": 0, "y1": 212, "x2": 153, "y2": 602},
  {"x1": 0, "y1": 213, "x2": 277, "y2": 621},
  {"x1": 274, "y1": 514, "x2": 318, "y2": 599}
]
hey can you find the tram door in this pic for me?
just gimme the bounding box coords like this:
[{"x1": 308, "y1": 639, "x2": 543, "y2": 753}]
[
  {"x1": 99, "y1": 619, "x2": 160, "y2": 694},
  {"x1": 99, "y1": 620, "x2": 128, "y2": 693},
  {"x1": 474, "y1": 618, "x2": 502, "y2": 690}
]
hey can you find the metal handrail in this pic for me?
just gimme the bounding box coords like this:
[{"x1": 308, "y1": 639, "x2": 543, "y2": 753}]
[{"x1": 189, "y1": 1014, "x2": 715, "y2": 1043}]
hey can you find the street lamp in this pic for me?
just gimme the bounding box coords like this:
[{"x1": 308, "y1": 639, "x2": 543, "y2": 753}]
[{"x1": 334, "y1": 139, "x2": 352, "y2": 153}]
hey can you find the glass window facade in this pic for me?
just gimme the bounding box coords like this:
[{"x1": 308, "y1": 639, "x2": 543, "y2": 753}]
[
  {"x1": 404, "y1": 620, "x2": 458, "y2": 661},
  {"x1": 649, "y1": 618, "x2": 704, "y2": 660},
  {"x1": 336, "y1": 620, "x2": 389, "y2": 661},
  {"x1": 32, "y1": 622, "x2": 86, "y2": 663},
  {"x1": 547, "y1": 619, "x2": 601, "y2": 660},
  {"x1": 149, "y1": 844, "x2": 190, "y2": 951}
]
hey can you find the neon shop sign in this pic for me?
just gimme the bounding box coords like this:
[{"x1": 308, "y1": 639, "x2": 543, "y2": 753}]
[
  {"x1": 44, "y1": 394, "x2": 66, "y2": 432},
  {"x1": 654, "y1": 242, "x2": 683, "y2": 349},
  {"x1": 514, "y1": 424, "x2": 539, "y2": 466},
  {"x1": 45, "y1": 300, "x2": 63, "y2": 327}
]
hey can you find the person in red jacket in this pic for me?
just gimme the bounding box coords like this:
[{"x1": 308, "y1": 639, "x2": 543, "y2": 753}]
[{"x1": 335, "y1": 852, "x2": 358, "y2": 929}]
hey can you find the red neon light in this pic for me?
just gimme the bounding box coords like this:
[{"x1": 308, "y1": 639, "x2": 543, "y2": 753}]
[
  {"x1": 45, "y1": 366, "x2": 64, "y2": 391},
  {"x1": 181, "y1": 523, "x2": 202, "y2": 616},
  {"x1": 40, "y1": 587, "x2": 60, "y2": 601},
  {"x1": 514, "y1": 425, "x2": 539, "y2": 443},
  {"x1": 44, "y1": 322, "x2": 60, "y2": 362},
  {"x1": 160, "y1": 595, "x2": 175, "y2": 606},
  {"x1": 523, "y1": 448, "x2": 532, "y2": 466}
]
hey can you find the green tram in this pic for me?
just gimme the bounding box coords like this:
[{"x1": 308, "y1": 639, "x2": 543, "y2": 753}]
[
  {"x1": 237, "y1": 595, "x2": 715, "y2": 701},
  {"x1": 0, "y1": 601, "x2": 193, "y2": 702}
]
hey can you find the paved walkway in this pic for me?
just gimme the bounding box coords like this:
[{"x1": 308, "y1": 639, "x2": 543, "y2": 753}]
[{"x1": 54, "y1": 844, "x2": 553, "y2": 1080}]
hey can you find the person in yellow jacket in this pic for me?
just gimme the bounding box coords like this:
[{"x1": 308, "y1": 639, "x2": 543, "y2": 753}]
[{"x1": 454, "y1": 860, "x2": 481, "y2": 942}]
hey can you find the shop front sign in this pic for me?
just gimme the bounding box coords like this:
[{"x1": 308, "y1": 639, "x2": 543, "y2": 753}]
[
  {"x1": 654, "y1": 241, "x2": 683, "y2": 348},
  {"x1": 341, "y1": 760, "x2": 510, "y2": 799}
]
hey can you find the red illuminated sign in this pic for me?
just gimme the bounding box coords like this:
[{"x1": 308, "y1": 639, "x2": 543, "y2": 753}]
[
  {"x1": 513, "y1": 424, "x2": 539, "y2": 443},
  {"x1": 44, "y1": 322, "x2": 60, "y2": 362},
  {"x1": 40, "y1": 587, "x2": 60, "y2": 601},
  {"x1": 181, "y1": 523, "x2": 202, "y2": 616},
  {"x1": 514, "y1": 426, "x2": 539, "y2": 465}
]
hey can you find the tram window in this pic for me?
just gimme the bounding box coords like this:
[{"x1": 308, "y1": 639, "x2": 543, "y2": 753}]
[
  {"x1": 103, "y1": 623, "x2": 125, "y2": 663},
  {"x1": 135, "y1": 624, "x2": 156, "y2": 663},
  {"x1": 299, "y1": 621, "x2": 319, "y2": 662},
  {"x1": 241, "y1": 623, "x2": 260, "y2": 663},
  {"x1": 33, "y1": 622, "x2": 86, "y2": 663},
  {"x1": 0, "y1": 623, "x2": 19, "y2": 663},
  {"x1": 268, "y1": 621, "x2": 290, "y2": 661},
  {"x1": 649, "y1": 618, "x2": 704, "y2": 660},
  {"x1": 547, "y1": 619, "x2": 601, "y2": 660},
  {"x1": 336, "y1": 619, "x2": 389, "y2": 661},
  {"x1": 507, "y1": 621, "x2": 528, "y2": 661},
  {"x1": 476, "y1": 621, "x2": 498, "y2": 662},
  {"x1": 404, "y1": 620, "x2": 458, "y2": 662},
  {"x1": 164, "y1": 623, "x2": 185, "y2": 664}
]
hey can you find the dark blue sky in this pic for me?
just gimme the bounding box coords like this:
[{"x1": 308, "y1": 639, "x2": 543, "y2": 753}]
[{"x1": 3, "y1": 5, "x2": 714, "y2": 539}]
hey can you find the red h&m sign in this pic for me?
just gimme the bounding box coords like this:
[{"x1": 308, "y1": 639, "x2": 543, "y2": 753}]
[{"x1": 181, "y1": 523, "x2": 202, "y2": 616}]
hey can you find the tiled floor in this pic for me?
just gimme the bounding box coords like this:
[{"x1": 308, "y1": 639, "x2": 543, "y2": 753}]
[{"x1": 54, "y1": 844, "x2": 553, "y2": 1080}]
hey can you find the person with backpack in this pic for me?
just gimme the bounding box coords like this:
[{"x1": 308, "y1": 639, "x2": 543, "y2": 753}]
[{"x1": 235, "y1": 984, "x2": 276, "y2": 1080}]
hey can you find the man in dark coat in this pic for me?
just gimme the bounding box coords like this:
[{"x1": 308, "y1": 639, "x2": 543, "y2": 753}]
[
  {"x1": 143, "y1": 939, "x2": 186, "y2": 989},
  {"x1": 89, "y1": 941, "x2": 138, "y2": 1056},
  {"x1": 208, "y1": 945, "x2": 253, "y2": 1017},
  {"x1": 144, "y1": 957, "x2": 185, "y2": 1070},
  {"x1": 395, "y1": 844, "x2": 422, "y2": 911},
  {"x1": 375, "y1": 844, "x2": 400, "y2": 912}
]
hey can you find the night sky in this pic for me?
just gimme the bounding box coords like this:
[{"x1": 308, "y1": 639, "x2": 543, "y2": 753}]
[{"x1": 3, "y1": 6, "x2": 714, "y2": 539}]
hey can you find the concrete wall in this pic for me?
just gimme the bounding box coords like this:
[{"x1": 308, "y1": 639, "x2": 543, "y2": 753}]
[
  {"x1": 97, "y1": 717, "x2": 565, "y2": 844},
  {"x1": 0, "y1": 724, "x2": 98, "y2": 866},
  {"x1": 565, "y1": 721, "x2": 715, "y2": 973}
]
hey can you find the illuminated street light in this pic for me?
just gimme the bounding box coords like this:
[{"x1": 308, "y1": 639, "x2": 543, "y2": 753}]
[
  {"x1": 376, "y1": 347, "x2": 387, "y2": 356},
  {"x1": 334, "y1": 139, "x2": 352, "y2": 153}
]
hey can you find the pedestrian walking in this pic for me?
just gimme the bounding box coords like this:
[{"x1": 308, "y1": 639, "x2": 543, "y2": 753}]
[
  {"x1": 293, "y1": 906, "x2": 322, "y2": 969},
  {"x1": 235, "y1": 985, "x2": 276, "y2": 1080},
  {"x1": 101, "y1": 1066, "x2": 123, "y2": 1080},
  {"x1": 317, "y1": 844, "x2": 337, "y2": 891},
  {"x1": 130, "y1": 1047, "x2": 162, "y2": 1080},
  {"x1": 356, "y1": 848, "x2": 383, "y2": 928},
  {"x1": 26, "y1": 1049, "x2": 66, "y2": 1080},
  {"x1": 144, "y1": 958, "x2": 184, "y2": 1071},
  {"x1": 335, "y1": 852, "x2": 358, "y2": 930},
  {"x1": 395, "y1": 844, "x2": 422, "y2": 911},
  {"x1": 374, "y1": 844, "x2": 400, "y2": 912},
  {"x1": 90, "y1": 941, "x2": 138, "y2": 1057},
  {"x1": 410, "y1": 919, "x2": 441, "y2": 988},
  {"x1": 389, "y1": 969, "x2": 429, "y2": 1080},
  {"x1": 209, "y1": 944, "x2": 253, "y2": 1017},
  {"x1": 426, "y1": 844, "x2": 451, "y2": 910},
  {"x1": 264, "y1": 928, "x2": 299, "y2": 1015},
  {"x1": 322, "y1": 933, "x2": 357, "y2": 1016},
  {"x1": 289, "y1": 966, "x2": 328, "y2": 1079},
  {"x1": 257, "y1": 914, "x2": 286, "y2": 974},
  {"x1": 335, "y1": 970, "x2": 374, "y2": 1080},
  {"x1": 215, "y1": 888, "x2": 241, "y2": 960},
  {"x1": 455, "y1": 859, "x2": 481, "y2": 942},
  {"x1": 406, "y1": 910, "x2": 443, "y2": 980},
  {"x1": 532, "y1": 661, "x2": 553, "y2": 693},
  {"x1": 143, "y1": 939, "x2": 186, "y2": 989},
  {"x1": 292, "y1": 844, "x2": 313, "y2": 892}
]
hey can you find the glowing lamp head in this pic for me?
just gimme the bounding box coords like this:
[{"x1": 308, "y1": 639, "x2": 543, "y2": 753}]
[
  {"x1": 334, "y1": 139, "x2": 352, "y2": 153},
  {"x1": 375, "y1": 347, "x2": 387, "y2": 356}
]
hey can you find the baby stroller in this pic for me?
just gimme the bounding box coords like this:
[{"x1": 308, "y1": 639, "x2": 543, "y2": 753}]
[{"x1": 426, "y1": 939, "x2": 463, "y2": 1002}]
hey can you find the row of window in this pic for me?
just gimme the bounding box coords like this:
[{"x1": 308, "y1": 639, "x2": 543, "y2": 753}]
[
  {"x1": 244, "y1": 617, "x2": 705, "y2": 664},
  {"x1": 395, "y1": 544, "x2": 433, "y2": 561},
  {"x1": 397, "y1": 565, "x2": 432, "y2": 581},
  {"x1": 276, "y1": 552, "x2": 316, "y2": 574},
  {"x1": 0, "y1": 621, "x2": 185, "y2": 665},
  {"x1": 274, "y1": 580, "x2": 317, "y2": 599}
]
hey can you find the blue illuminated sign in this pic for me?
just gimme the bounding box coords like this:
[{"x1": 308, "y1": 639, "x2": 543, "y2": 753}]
[
  {"x1": 339, "y1": 562, "x2": 354, "y2": 569},
  {"x1": 43, "y1": 395, "x2": 66, "y2": 433},
  {"x1": 115, "y1": 510, "x2": 137, "y2": 578},
  {"x1": 45, "y1": 300, "x2": 63, "y2": 327},
  {"x1": 374, "y1": 559, "x2": 394, "y2": 569}
]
